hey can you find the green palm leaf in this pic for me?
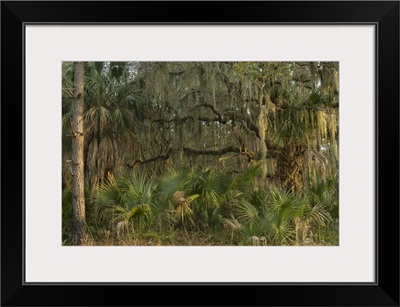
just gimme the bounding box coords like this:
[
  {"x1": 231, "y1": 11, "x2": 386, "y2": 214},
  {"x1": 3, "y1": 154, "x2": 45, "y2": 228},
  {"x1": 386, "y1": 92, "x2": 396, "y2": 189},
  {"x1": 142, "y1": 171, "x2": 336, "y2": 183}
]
[{"x1": 235, "y1": 200, "x2": 260, "y2": 224}]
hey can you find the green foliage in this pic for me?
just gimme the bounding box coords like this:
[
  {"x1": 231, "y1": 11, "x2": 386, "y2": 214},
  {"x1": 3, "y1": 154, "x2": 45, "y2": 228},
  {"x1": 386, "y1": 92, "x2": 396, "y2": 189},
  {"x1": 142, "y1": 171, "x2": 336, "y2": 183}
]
[
  {"x1": 62, "y1": 188, "x2": 90, "y2": 244},
  {"x1": 158, "y1": 166, "x2": 190, "y2": 200},
  {"x1": 308, "y1": 172, "x2": 339, "y2": 219},
  {"x1": 268, "y1": 188, "x2": 306, "y2": 225},
  {"x1": 172, "y1": 193, "x2": 200, "y2": 227},
  {"x1": 63, "y1": 165, "x2": 338, "y2": 246},
  {"x1": 265, "y1": 188, "x2": 308, "y2": 244},
  {"x1": 62, "y1": 188, "x2": 73, "y2": 243},
  {"x1": 235, "y1": 200, "x2": 260, "y2": 224},
  {"x1": 91, "y1": 171, "x2": 157, "y2": 233},
  {"x1": 62, "y1": 61, "x2": 339, "y2": 246},
  {"x1": 307, "y1": 91, "x2": 329, "y2": 107},
  {"x1": 189, "y1": 166, "x2": 226, "y2": 211},
  {"x1": 233, "y1": 161, "x2": 262, "y2": 192}
]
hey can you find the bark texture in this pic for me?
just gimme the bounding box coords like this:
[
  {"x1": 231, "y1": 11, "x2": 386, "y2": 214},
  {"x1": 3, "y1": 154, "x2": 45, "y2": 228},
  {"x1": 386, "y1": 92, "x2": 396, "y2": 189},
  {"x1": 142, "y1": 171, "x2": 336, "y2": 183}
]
[{"x1": 72, "y1": 62, "x2": 86, "y2": 245}]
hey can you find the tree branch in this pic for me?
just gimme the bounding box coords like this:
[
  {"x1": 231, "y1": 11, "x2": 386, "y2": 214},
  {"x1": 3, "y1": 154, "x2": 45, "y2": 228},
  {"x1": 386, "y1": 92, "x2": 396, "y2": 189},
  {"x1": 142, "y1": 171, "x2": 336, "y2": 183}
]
[
  {"x1": 182, "y1": 146, "x2": 279, "y2": 159},
  {"x1": 189, "y1": 102, "x2": 223, "y2": 122},
  {"x1": 153, "y1": 115, "x2": 224, "y2": 125},
  {"x1": 132, "y1": 148, "x2": 173, "y2": 165},
  {"x1": 183, "y1": 146, "x2": 241, "y2": 156}
]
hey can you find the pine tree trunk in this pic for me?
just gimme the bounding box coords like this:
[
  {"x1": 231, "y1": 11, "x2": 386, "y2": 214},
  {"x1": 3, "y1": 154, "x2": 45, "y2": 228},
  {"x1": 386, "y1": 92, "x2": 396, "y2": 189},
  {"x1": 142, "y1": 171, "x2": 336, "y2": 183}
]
[{"x1": 72, "y1": 62, "x2": 86, "y2": 245}]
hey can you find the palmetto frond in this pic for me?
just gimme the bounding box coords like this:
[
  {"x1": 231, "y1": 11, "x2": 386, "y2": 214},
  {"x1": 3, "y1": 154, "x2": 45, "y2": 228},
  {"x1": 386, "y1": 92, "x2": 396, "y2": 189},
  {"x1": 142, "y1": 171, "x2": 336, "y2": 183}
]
[
  {"x1": 172, "y1": 194, "x2": 199, "y2": 226},
  {"x1": 124, "y1": 174, "x2": 157, "y2": 209},
  {"x1": 190, "y1": 167, "x2": 224, "y2": 209},
  {"x1": 112, "y1": 107, "x2": 136, "y2": 132},
  {"x1": 158, "y1": 166, "x2": 190, "y2": 201},
  {"x1": 266, "y1": 187, "x2": 309, "y2": 242},
  {"x1": 233, "y1": 161, "x2": 261, "y2": 192},
  {"x1": 269, "y1": 188, "x2": 299, "y2": 216},
  {"x1": 91, "y1": 172, "x2": 157, "y2": 231},
  {"x1": 62, "y1": 61, "x2": 339, "y2": 245},
  {"x1": 93, "y1": 176, "x2": 121, "y2": 207},
  {"x1": 114, "y1": 203, "x2": 151, "y2": 222},
  {"x1": 270, "y1": 219, "x2": 296, "y2": 245},
  {"x1": 239, "y1": 220, "x2": 269, "y2": 242},
  {"x1": 235, "y1": 200, "x2": 260, "y2": 224},
  {"x1": 75, "y1": 62, "x2": 143, "y2": 187},
  {"x1": 308, "y1": 202, "x2": 331, "y2": 227},
  {"x1": 222, "y1": 214, "x2": 241, "y2": 230},
  {"x1": 91, "y1": 176, "x2": 122, "y2": 226},
  {"x1": 308, "y1": 173, "x2": 339, "y2": 218}
]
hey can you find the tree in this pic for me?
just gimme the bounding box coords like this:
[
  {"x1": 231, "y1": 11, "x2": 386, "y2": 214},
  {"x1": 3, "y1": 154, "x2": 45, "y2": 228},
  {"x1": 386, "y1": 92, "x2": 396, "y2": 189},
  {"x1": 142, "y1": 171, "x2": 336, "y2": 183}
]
[
  {"x1": 131, "y1": 62, "x2": 338, "y2": 192},
  {"x1": 62, "y1": 61, "x2": 339, "y2": 246},
  {"x1": 63, "y1": 62, "x2": 142, "y2": 189},
  {"x1": 71, "y1": 62, "x2": 86, "y2": 245},
  {"x1": 83, "y1": 62, "x2": 142, "y2": 188}
]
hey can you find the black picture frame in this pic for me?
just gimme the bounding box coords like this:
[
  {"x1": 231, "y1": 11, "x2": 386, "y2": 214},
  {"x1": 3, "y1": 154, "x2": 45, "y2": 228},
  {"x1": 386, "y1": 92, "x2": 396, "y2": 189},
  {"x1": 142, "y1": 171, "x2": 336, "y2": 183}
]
[{"x1": 1, "y1": 1, "x2": 399, "y2": 306}]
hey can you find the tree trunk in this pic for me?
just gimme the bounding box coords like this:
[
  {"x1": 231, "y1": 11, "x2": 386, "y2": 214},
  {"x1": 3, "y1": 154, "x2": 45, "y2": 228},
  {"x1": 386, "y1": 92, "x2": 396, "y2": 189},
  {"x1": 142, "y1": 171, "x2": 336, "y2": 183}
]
[
  {"x1": 257, "y1": 88, "x2": 269, "y2": 187},
  {"x1": 72, "y1": 62, "x2": 86, "y2": 245},
  {"x1": 258, "y1": 107, "x2": 268, "y2": 186},
  {"x1": 277, "y1": 143, "x2": 304, "y2": 192}
]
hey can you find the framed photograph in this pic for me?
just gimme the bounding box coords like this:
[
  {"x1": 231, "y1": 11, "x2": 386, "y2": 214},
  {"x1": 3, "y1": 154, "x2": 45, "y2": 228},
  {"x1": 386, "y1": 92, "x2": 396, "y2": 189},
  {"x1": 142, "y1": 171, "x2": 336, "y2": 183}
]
[{"x1": 2, "y1": 1, "x2": 399, "y2": 306}]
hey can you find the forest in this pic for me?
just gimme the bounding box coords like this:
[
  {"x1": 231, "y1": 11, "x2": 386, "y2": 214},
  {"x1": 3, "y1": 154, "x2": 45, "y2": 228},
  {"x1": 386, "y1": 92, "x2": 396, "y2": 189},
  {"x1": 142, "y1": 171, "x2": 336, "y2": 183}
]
[{"x1": 62, "y1": 61, "x2": 339, "y2": 246}]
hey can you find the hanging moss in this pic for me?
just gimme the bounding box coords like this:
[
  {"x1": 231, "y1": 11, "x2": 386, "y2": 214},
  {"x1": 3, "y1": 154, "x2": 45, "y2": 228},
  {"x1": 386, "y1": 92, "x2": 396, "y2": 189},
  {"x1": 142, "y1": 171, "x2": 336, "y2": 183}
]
[{"x1": 63, "y1": 61, "x2": 339, "y2": 194}]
